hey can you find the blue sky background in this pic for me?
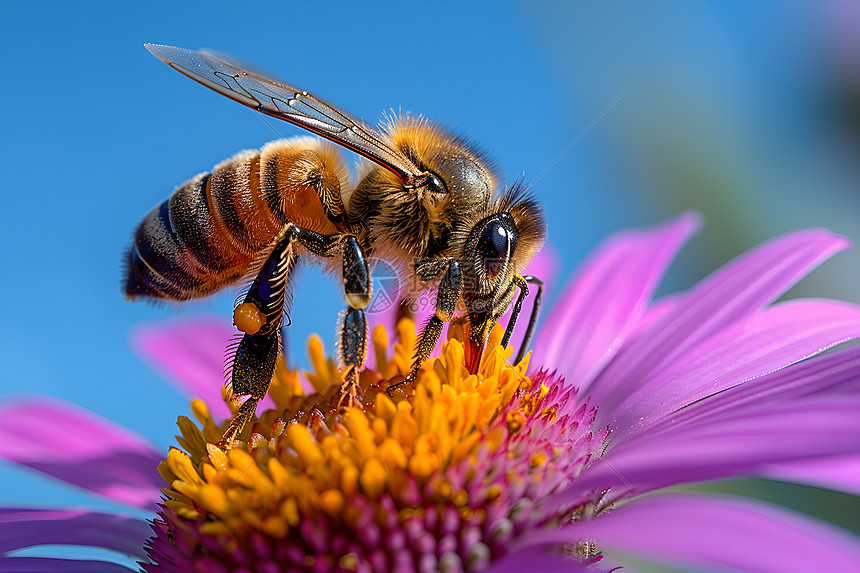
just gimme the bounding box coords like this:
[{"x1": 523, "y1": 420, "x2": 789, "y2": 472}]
[{"x1": 2, "y1": 0, "x2": 859, "y2": 556}]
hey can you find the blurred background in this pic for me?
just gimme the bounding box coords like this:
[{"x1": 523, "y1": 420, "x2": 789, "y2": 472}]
[{"x1": 1, "y1": 0, "x2": 858, "y2": 568}]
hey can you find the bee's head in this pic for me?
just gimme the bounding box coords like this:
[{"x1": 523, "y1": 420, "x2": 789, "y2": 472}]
[
  {"x1": 356, "y1": 117, "x2": 500, "y2": 257},
  {"x1": 458, "y1": 182, "x2": 546, "y2": 372}
]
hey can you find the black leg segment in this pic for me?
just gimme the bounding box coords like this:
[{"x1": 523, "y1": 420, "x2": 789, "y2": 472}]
[
  {"x1": 341, "y1": 306, "x2": 367, "y2": 372},
  {"x1": 220, "y1": 226, "x2": 298, "y2": 448},
  {"x1": 515, "y1": 275, "x2": 543, "y2": 364},
  {"x1": 502, "y1": 275, "x2": 529, "y2": 349},
  {"x1": 389, "y1": 259, "x2": 461, "y2": 396},
  {"x1": 337, "y1": 234, "x2": 371, "y2": 409},
  {"x1": 342, "y1": 235, "x2": 371, "y2": 310}
]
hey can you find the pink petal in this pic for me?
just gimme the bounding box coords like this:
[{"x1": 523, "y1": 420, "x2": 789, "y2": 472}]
[
  {"x1": 532, "y1": 212, "x2": 700, "y2": 390},
  {"x1": 132, "y1": 315, "x2": 236, "y2": 418},
  {"x1": 0, "y1": 507, "x2": 149, "y2": 557},
  {"x1": 607, "y1": 299, "x2": 860, "y2": 439},
  {"x1": 0, "y1": 397, "x2": 163, "y2": 509},
  {"x1": 0, "y1": 557, "x2": 137, "y2": 572},
  {"x1": 632, "y1": 293, "x2": 681, "y2": 335},
  {"x1": 578, "y1": 494, "x2": 860, "y2": 572},
  {"x1": 762, "y1": 454, "x2": 860, "y2": 496},
  {"x1": 571, "y1": 394, "x2": 860, "y2": 498},
  {"x1": 506, "y1": 527, "x2": 637, "y2": 572},
  {"x1": 589, "y1": 229, "x2": 851, "y2": 414},
  {"x1": 485, "y1": 545, "x2": 593, "y2": 573},
  {"x1": 641, "y1": 345, "x2": 860, "y2": 439}
]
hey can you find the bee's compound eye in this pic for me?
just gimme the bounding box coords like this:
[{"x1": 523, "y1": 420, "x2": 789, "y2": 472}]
[
  {"x1": 478, "y1": 222, "x2": 511, "y2": 260},
  {"x1": 234, "y1": 302, "x2": 265, "y2": 335},
  {"x1": 477, "y1": 220, "x2": 517, "y2": 280}
]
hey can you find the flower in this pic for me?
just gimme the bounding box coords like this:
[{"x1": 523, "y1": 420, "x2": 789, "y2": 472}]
[
  {"x1": 2, "y1": 213, "x2": 860, "y2": 572},
  {"x1": 144, "y1": 320, "x2": 610, "y2": 572}
]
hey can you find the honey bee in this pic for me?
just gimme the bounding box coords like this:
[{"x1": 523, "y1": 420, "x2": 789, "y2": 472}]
[{"x1": 126, "y1": 45, "x2": 546, "y2": 447}]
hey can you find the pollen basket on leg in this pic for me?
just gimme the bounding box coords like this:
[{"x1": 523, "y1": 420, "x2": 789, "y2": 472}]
[{"x1": 233, "y1": 302, "x2": 264, "y2": 335}]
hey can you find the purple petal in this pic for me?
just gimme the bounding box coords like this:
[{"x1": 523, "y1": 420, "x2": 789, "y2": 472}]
[
  {"x1": 641, "y1": 345, "x2": 860, "y2": 438},
  {"x1": 506, "y1": 527, "x2": 638, "y2": 572},
  {"x1": 532, "y1": 212, "x2": 700, "y2": 390},
  {"x1": 0, "y1": 507, "x2": 149, "y2": 557},
  {"x1": 0, "y1": 397, "x2": 163, "y2": 509},
  {"x1": 485, "y1": 545, "x2": 593, "y2": 573},
  {"x1": 0, "y1": 557, "x2": 137, "y2": 572},
  {"x1": 571, "y1": 394, "x2": 860, "y2": 497},
  {"x1": 762, "y1": 454, "x2": 860, "y2": 496},
  {"x1": 631, "y1": 293, "x2": 681, "y2": 336},
  {"x1": 132, "y1": 316, "x2": 235, "y2": 418},
  {"x1": 578, "y1": 494, "x2": 860, "y2": 572},
  {"x1": 607, "y1": 299, "x2": 860, "y2": 439},
  {"x1": 588, "y1": 229, "x2": 851, "y2": 415}
]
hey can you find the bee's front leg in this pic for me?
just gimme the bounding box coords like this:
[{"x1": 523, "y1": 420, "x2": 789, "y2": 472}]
[
  {"x1": 511, "y1": 275, "x2": 544, "y2": 364},
  {"x1": 387, "y1": 258, "x2": 461, "y2": 397}
]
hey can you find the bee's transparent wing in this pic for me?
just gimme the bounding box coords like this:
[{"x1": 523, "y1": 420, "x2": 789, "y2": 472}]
[{"x1": 145, "y1": 44, "x2": 422, "y2": 184}]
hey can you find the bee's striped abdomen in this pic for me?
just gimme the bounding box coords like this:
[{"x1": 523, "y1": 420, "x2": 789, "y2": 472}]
[
  {"x1": 125, "y1": 170, "x2": 254, "y2": 301},
  {"x1": 125, "y1": 196, "x2": 206, "y2": 300},
  {"x1": 124, "y1": 138, "x2": 350, "y2": 302}
]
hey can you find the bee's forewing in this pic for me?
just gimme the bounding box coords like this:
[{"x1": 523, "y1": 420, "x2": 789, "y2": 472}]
[{"x1": 145, "y1": 44, "x2": 422, "y2": 184}]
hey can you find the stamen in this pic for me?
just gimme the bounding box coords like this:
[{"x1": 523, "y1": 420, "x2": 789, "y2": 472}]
[{"x1": 145, "y1": 319, "x2": 609, "y2": 572}]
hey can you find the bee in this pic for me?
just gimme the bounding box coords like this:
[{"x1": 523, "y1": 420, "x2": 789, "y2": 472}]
[{"x1": 126, "y1": 45, "x2": 546, "y2": 448}]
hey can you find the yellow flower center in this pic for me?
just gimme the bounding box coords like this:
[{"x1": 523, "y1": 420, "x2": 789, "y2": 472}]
[{"x1": 149, "y1": 319, "x2": 605, "y2": 572}]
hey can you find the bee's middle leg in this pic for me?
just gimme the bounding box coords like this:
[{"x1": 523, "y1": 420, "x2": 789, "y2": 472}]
[
  {"x1": 337, "y1": 235, "x2": 370, "y2": 409},
  {"x1": 296, "y1": 230, "x2": 370, "y2": 409}
]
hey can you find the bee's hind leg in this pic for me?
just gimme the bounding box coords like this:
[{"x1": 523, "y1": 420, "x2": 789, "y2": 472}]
[
  {"x1": 218, "y1": 225, "x2": 298, "y2": 449},
  {"x1": 218, "y1": 333, "x2": 280, "y2": 449}
]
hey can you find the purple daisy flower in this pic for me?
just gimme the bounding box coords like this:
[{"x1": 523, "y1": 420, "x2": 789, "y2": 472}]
[{"x1": 2, "y1": 213, "x2": 859, "y2": 572}]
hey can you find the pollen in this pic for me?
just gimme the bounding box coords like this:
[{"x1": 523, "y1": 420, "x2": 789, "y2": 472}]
[
  {"x1": 146, "y1": 319, "x2": 609, "y2": 573},
  {"x1": 232, "y1": 302, "x2": 265, "y2": 335}
]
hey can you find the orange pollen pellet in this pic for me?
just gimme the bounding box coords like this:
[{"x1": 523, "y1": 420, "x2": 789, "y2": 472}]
[{"x1": 233, "y1": 302, "x2": 265, "y2": 335}]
